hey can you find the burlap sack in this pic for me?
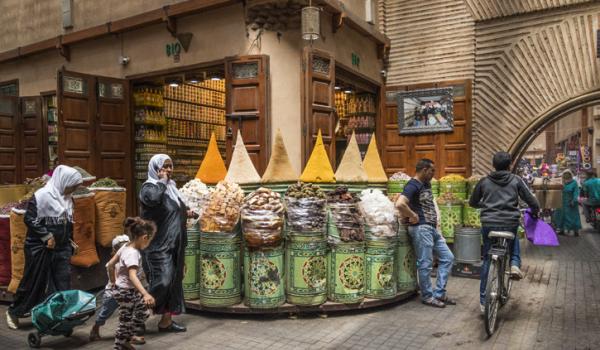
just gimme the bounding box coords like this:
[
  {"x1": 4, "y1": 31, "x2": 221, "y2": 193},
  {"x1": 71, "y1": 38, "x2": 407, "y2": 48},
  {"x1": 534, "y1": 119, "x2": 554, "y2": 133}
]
[
  {"x1": 8, "y1": 209, "x2": 26, "y2": 293},
  {"x1": 89, "y1": 187, "x2": 126, "y2": 247},
  {"x1": 0, "y1": 215, "x2": 11, "y2": 286},
  {"x1": 70, "y1": 193, "x2": 99, "y2": 268}
]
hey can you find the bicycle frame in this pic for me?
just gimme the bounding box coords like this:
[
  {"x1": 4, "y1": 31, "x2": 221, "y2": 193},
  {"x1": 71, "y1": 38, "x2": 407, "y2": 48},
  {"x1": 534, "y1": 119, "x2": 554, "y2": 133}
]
[{"x1": 484, "y1": 236, "x2": 514, "y2": 336}]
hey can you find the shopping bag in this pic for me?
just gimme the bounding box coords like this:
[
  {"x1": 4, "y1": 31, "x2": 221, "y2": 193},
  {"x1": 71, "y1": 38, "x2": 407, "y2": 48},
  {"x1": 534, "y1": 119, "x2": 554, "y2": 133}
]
[{"x1": 524, "y1": 209, "x2": 559, "y2": 246}]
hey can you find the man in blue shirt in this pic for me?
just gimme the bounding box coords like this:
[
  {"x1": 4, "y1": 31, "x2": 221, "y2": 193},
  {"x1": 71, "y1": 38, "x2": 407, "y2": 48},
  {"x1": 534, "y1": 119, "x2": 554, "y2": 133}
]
[{"x1": 395, "y1": 159, "x2": 455, "y2": 308}]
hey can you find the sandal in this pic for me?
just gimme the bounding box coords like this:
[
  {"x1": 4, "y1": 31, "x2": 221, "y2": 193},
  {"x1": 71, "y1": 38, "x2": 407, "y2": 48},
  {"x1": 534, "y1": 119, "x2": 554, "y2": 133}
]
[
  {"x1": 422, "y1": 298, "x2": 445, "y2": 308},
  {"x1": 131, "y1": 336, "x2": 146, "y2": 345},
  {"x1": 436, "y1": 296, "x2": 456, "y2": 305}
]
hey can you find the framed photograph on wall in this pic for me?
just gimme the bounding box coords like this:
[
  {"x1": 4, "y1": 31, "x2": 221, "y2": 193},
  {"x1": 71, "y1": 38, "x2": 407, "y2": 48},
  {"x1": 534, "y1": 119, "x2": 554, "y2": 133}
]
[{"x1": 397, "y1": 87, "x2": 454, "y2": 135}]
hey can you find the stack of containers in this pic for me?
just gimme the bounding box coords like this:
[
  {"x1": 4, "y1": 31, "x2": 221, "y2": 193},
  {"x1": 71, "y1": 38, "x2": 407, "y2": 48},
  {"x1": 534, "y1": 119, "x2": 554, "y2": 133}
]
[
  {"x1": 396, "y1": 224, "x2": 417, "y2": 292},
  {"x1": 359, "y1": 189, "x2": 398, "y2": 299},
  {"x1": 387, "y1": 172, "x2": 411, "y2": 200},
  {"x1": 437, "y1": 192, "x2": 464, "y2": 243},
  {"x1": 284, "y1": 183, "x2": 328, "y2": 306}
]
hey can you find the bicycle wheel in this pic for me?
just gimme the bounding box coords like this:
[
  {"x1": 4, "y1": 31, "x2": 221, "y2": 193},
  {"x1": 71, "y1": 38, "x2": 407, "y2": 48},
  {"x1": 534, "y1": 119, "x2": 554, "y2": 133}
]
[
  {"x1": 501, "y1": 255, "x2": 513, "y2": 307},
  {"x1": 484, "y1": 259, "x2": 500, "y2": 336}
]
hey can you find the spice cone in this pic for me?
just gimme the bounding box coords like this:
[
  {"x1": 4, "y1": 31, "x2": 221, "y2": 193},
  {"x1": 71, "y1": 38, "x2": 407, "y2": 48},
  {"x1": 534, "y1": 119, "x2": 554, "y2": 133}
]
[
  {"x1": 363, "y1": 134, "x2": 388, "y2": 183},
  {"x1": 300, "y1": 129, "x2": 335, "y2": 183},
  {"x1": 335, "y1": 132, "x2": 368, "y2": 182},
  {"x1": 195, "y1": 132, "x2": 227, "y2": 184},
  {"x1": 261, "y1": 129, "x2": 298, "y2": 183},
  {"x1": 225, "y1": 130, "x2": 261, "y2": 184}
]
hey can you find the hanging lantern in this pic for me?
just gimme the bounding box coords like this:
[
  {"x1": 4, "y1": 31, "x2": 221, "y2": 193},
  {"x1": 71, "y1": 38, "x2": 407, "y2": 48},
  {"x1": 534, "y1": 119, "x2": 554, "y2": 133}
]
[{"x1": 302, "y1": 5, "x2": 320, "y2": 41}]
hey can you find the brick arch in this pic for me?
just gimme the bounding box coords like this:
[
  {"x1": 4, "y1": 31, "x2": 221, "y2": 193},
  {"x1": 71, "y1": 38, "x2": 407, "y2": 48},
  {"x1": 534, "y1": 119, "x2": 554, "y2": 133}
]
[
  {"x1": 508, "y1": 89, "x2": 600, "y2": 166},
  {"x1": 472, "y1": 6, "x2": 600, "y2": 173}
]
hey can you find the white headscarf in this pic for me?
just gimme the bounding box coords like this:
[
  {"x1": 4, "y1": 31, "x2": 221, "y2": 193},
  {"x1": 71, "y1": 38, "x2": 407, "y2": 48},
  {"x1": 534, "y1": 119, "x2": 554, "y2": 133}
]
[
  {"x1": 145, "y1": 154, "x2": 185, "y2": 207},
  {"x1": 34, "y1": 165, "x2": 83, "y2": 223}
]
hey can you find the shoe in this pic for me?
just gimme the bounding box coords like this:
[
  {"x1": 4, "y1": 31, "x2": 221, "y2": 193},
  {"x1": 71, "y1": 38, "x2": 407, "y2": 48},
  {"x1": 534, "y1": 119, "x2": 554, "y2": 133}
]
[
  {"x1": 134, "y1": 323, "x2": 146, "y2": 336},
  {"x1": 574, "y1": 231, "x2": 580, "y2": 237},
  {"x1": 158, "y1": 321, "x2": 187, "y2": 333},
  {"x1": 89, "y1": 330, "x2": 101, "y2": 341},
  {"x1": 131, "y1": 336, "x2": 146, "y2": 345},
  {"x1": 422, "y1": 298, "x2": 445, "y2": 308},
  {"x1": 5, "y1": 311, "x2": 18, "y2": 330},
  {"x1": 480, "y1": 304, "x2": 485, "y2": 314},
  {"x1": 436, "y1": 295, "x2": 457, "y2": 305},
  {"x1": 510, "y1": 265, "x2": 524, "y2": 280}
]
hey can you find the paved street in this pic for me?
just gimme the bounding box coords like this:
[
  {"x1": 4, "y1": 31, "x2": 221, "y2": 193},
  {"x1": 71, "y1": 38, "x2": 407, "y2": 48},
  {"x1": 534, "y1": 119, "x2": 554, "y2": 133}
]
[{"x1": 2, "y1": 230, "x2": 600, "y2": 350}]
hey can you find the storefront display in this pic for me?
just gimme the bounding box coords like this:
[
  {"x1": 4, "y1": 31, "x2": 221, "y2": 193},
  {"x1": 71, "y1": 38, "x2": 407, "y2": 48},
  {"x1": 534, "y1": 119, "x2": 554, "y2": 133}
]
[
  {"x1": 334, "y1": 88, "x2": 377, "y2": 161},
  {"x1": 45, "y1": 95, "x2": 59, "y2": 171}
]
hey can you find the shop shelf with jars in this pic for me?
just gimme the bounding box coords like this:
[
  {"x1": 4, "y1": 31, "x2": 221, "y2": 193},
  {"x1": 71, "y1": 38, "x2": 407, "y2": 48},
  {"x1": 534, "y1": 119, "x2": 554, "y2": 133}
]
[
  {"x1": 134, "y1": 109, "x2": 167, "y2": 126},
  {"x1": 45, "y1": 95, "x2": 59, "y2": 170},
  {"x1": 134, "y1": 88, "x2": 164, "y2": 108}
]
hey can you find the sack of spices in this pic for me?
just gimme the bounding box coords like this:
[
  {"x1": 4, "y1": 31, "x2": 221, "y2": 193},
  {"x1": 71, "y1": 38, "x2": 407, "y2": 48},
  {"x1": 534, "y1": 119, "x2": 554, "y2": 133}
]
[
  {"x1": 358, "y1": 189, "x2": 398, "y2": 238},
  {"x1": 70, "y1": 193, "x2": 99, "y2": 268},
  {"x1": 200, "y1": 181, "x2": 244, "y2": 233},
  {"x1": 8, "y1": 208, "x2": 27, "y2": 293},
  {"x1": 285, "y1": 182, "x2": 327, "y2": 232},
  {"x1": 0, "y1": 214, "x2": 11, "y2": 286},
  {"x1": 327, "y1": 186, "x2": 364, "y2": 242},
  {"x1": 241, "y1": 187, "x2": 284, "y2": 248},
  {"x1": 89, "y1": 178, "x2": 126, "y2": 247}
]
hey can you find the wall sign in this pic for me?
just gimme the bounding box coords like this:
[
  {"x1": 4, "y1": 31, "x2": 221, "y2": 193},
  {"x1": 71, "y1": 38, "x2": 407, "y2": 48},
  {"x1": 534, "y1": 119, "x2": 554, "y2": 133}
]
[
  {"x1": 166, "y1": 42, "x2": 183, "y2": 62},
  {"x1": 351, "y1": 53, "x2": 360, "y2": 68}
]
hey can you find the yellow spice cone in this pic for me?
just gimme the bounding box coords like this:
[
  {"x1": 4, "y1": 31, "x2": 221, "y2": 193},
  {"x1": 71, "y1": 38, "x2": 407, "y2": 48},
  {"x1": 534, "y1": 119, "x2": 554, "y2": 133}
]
[
  {"x1": 225, "y1": 130, "x2": 261, "y2": 184},
  {"x1": 335, "y1": 132, "x2": 368, "y2": 182},
  {"x1": 195, "y1": 132, "x2": 227, "y2": 185},
  {"x1": 300, "y1": 129, "x2": 335, "y2": 183},
  {"x1": 261, "y1": 129, "x2": 298, "y2": 183},
  {"x1": 363, "y1": 134, "x2": 388, "y2": 183}
]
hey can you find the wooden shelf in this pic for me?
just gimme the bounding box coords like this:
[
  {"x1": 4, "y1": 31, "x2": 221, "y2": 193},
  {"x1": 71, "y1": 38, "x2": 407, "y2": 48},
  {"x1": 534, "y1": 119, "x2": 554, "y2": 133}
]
[
  {"x1": 167, "y1": 115, "x2": 225, "y2": 126},
  {"x1": 164, "y1": 97, "x2": 225, "y2": 110},
  {"x1": 183, "y1": 83, "x2": 226, "y2": 94},
  {"x1": 344, "y1": 112, "x2": 377, "y2": 117}
]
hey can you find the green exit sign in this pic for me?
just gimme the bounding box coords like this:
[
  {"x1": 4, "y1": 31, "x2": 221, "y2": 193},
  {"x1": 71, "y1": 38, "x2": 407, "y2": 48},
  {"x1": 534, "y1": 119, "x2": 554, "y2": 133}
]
[{"x1": 351, "y1": 53, "x2": 360, "y2": 68}]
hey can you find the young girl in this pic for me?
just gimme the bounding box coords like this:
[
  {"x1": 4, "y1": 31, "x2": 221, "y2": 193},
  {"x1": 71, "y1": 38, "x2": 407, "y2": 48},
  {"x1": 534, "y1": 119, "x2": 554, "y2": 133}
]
[{"x1": 107, "y1": 217, "x2": 156, "y2": 350}]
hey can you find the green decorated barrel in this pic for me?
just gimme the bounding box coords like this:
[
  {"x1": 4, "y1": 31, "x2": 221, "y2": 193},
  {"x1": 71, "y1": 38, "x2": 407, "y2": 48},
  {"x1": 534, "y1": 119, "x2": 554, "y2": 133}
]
[
  {"x1": 327, "y1": 241, "x2": 365, "y2": 303},
  {"x1": 387, "y1": 180, "x2": 408, "y2": 195},
  {"x1": 183, "y1": 224, "x2": 200, "y2": 300},
  {"x1": 431, "y1": 180, "x2": 440, "y2": 198},
  {"x1": 285, "y1": 230, "x2": 328, "y2": 306},
  {"x1": 439, "y1": 203, "x2": 463, "y2": 243},
  {"x1": 462, "y1": 204, "x2": 481, "y2": 228},
  {"x1": 365, "y1": 237, "x2": 397, "y2": 299},
  {"x1": 240, "y1": 183, "x2": 260, "y2": 195},
  {"x1": 439, "y1": 181, "x2": 467, "y2": 200},
  {"x1": 396, "y1": 225, "x2": 417, "y2": 292},
  {"x1": 317, "y1": 183, "x2": 338, "y2": 193},
  {"x1": 337, "y1": 182, "x2": 368, "y2": 194},
  {"x1": 244, "y1": 244, "x2": 286, "y2": 308},
  {"x1": 199, "y1": 230, "x2": 242, "y2": 307}
]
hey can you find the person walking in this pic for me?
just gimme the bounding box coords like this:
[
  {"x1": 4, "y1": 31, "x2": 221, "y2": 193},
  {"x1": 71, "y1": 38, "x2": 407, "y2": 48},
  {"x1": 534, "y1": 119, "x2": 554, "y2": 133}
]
[
  {"x1": 557, "y1": 170, "x2": 581, "y2": 236},
  {"x1": 469, "y1": 152, "x2": 540, "y2": 313},
  {"x1": 139, "y1": 154, "x2": 194, "y2": 332},
  {"x1": 107, "y1": 217, "x2": 156, "y2": 350},
  {"x1": 5, "y1": 165, "x2": 83, "y2": 329},
  {"x1": 581, "y1": 170, "x2": 600, "y2": 222},
  {"x1": 395, "y1": 159, "x2": 455, "y2": 308}
]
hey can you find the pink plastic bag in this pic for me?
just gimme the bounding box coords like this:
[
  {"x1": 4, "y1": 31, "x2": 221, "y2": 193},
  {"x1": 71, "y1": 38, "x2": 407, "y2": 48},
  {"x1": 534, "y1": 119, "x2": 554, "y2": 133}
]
[{"x1": 524, "y1": 209, "x2": 559, "y2": 246}]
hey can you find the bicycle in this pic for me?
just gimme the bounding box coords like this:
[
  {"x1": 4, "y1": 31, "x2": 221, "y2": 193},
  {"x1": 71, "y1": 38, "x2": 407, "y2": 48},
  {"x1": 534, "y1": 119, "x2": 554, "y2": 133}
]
[{"x1": 483, "y1": 230, "x2": 516, "y2": 336}]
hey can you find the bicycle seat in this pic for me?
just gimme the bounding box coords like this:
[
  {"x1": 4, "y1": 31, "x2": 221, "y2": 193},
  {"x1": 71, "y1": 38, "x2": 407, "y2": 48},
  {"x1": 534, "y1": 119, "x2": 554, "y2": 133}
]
[{"x1": 489, "y1": 231, "x2": 515, "y2": 240}]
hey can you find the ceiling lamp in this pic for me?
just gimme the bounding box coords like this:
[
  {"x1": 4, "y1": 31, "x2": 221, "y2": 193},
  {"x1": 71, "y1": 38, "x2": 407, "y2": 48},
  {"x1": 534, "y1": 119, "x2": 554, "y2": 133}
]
[
  {"x1": 343, "y1": 88, "x2": 353, "y2": 94},
  {"x1": 186, "y1": 72, "x2": 204, "y2": 84},
  {"x1": 302, "y1": 1, "x2": 320, "y2": 41},
  {"x1": 166, "y1": 76, "x2": 182, "y2": 87}
]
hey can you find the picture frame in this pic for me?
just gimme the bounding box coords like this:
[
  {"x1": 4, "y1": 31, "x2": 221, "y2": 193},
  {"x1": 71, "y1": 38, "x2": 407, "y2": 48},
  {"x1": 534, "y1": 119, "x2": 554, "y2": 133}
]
[{"x1": 397, "y1": 87, "x2": 454, "y2": 135}]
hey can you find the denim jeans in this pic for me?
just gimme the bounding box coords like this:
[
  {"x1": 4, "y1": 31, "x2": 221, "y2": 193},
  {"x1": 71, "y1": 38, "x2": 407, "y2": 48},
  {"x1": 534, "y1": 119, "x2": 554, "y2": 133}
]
[
  {"x1": 408, "y1": 224, "x2": 455, "y2": 301},
  {"x1": 95, "y1": 289, "x2": 119, "y2": 326},
  {"x1": 479, "y1": 226, "x2": 520, "y2": 305}
]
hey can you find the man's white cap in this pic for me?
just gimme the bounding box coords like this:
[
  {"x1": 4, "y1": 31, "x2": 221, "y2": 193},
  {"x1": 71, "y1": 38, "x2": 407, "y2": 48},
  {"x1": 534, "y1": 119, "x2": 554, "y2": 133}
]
[{"x1": 112, "y1": 234, "x2": 130, "y2": 248}]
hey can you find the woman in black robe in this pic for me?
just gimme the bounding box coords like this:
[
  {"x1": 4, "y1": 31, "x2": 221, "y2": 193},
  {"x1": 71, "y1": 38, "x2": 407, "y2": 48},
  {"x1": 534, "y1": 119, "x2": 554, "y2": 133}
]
[
  {"x1": 6, "y1": 165, "x2": 83, "y2": 329},
  {"x1": 139, "y1": 154, "x2": 194, "y2": 332}
]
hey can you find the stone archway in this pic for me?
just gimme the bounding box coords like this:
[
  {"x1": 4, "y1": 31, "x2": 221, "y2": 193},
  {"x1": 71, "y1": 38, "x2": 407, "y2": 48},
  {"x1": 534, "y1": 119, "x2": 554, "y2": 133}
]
[
  {"x1": 508, "y1": 89, "x2": 600, "y2": 168},
  {"x1": 472, "y1": 4, "x2": 600, "y2": 173}
]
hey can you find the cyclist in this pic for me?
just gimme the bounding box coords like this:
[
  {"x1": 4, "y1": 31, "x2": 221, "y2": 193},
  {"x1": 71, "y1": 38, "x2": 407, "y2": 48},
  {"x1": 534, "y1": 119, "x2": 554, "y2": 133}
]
[{"x1": 469, "y1": 152, "x2": 540, "y2": 313}]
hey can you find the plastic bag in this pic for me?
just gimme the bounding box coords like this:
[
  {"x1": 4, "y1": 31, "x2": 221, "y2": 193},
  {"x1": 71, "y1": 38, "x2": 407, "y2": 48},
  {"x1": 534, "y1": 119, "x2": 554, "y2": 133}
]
[
  {"x1": 179, "y1": 179, "x2": 211, "y2": 227},
  {"x1": 524, "y1": 209, "x2": 559, "y2": 246},
  {"x1": 329, "y1": 202, "x2": 364, "y2": 242},
  {"x1": 241, "y1": 188, "x2": 284, "y2": 248},
  {"x1": 285, "y1": 197, "x2": 326, "y2": 232},
  {"x1": 200, "y1": 181, "x2": 244, "y2": 233},
  {"x1": 358, "y1": 189, "x2": 397, "y2": 238}
]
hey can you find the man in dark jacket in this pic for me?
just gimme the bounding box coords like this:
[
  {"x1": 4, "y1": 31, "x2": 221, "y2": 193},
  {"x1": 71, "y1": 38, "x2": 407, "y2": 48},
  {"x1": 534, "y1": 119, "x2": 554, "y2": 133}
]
[{"x1": 469, "y1": 152, "x2": 540, "y2": 313}]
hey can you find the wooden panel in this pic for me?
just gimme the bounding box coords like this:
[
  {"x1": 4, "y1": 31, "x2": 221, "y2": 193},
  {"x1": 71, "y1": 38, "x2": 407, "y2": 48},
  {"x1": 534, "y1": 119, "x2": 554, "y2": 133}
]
[
  {"x1": 225, "y1": 56, "x2": 270, "y2": 173},
  {"x1": 20, "y1": 96, "x2": 44, "y2": 179},
  {"x1": 58, "y1": 71, "x2": 96, "y2": 175},
  {"x1": 0, "y1": 96, "x2": 19, "y2": 184},
  {"x1": 303, "y1": 48, "x2": 336, "y2": 167},
  {"x1": 380, "y1": 81, "x2": 472, "y2": 178},
  {"x1": 97, "y1": 77, "x2": 132, "y2": 214},
  {"x1": 464, "y1": 0, "x2": 594, "y2": 22}
]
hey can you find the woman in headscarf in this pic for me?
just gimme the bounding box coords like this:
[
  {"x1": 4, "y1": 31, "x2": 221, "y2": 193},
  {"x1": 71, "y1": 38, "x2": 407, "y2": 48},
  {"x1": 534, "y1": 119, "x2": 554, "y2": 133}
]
[
  {"x1": 557, "y1": 170, "x2": 582, "y2": 236},
  {"x1": 6, "y1": 165, "x2": 83, "y2": 329},
  {"x1": 139, "y1": 154, "x2": 194, "y2": 332}
]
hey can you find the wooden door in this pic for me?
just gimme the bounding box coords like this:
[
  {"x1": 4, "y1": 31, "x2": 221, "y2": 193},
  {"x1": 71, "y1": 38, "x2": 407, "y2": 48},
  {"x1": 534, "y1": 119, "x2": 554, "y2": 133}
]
[
  {"x1": 0, "y1": 96, "x2": 19, "y2": 184},
  {"x1": 20, "y1": 96, "x2": 45, "y2": 179},
  {"x1": 380, "y1": 80, "x2": 472, "y2": 177},
  {"x1": 58, "y1": 71, "x2": 97, "y2": 173},
  {"x1": 225, "y1": 55, "x2": 270, "y2": 173},
  {"x1": 302, "y1": 48, "x2": 336, "y2": 167},
  {"x1": 96, "y1": 77, "x2": 132, "y2": 213}
]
